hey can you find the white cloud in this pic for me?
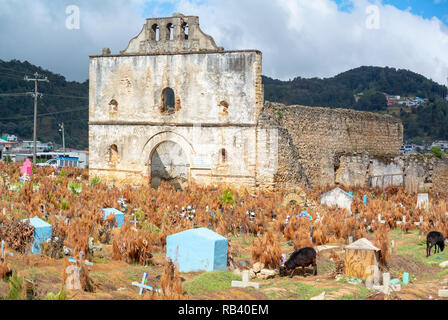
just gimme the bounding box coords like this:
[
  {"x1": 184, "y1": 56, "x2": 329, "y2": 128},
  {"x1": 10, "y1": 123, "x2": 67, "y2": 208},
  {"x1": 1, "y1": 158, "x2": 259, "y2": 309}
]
[
  {"x1": 0, "y1": 0, "x2": 447, "y2": 84},
  {"x1": 173, "y1": 0, "x2": 448, "y2": 84},
  {"x1": 0, "y1": 0, "x2": 154, "y2": 81}
]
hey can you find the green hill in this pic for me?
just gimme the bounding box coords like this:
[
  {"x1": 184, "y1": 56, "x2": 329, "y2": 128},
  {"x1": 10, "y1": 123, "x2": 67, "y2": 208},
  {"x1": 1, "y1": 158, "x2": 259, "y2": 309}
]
[
  {"x1": 263, "y1": 66, "x2": 448, "y2": 142},
  {"x1": 1, "y1": 61, "x2": 447, "y2": 147},
  {"x1": 0, "y1": 59, "x2": 88, "y2": 149}
]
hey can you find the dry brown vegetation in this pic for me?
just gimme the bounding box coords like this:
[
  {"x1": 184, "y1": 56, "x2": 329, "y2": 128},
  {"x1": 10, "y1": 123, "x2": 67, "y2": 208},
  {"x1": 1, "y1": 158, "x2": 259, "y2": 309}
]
[{"x1": 0, "y1": 162, "x2": 447, "y2": 299}]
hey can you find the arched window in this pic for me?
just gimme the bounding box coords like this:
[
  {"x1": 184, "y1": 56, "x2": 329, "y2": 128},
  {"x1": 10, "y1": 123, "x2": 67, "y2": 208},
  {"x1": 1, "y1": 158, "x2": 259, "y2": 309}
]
[
  {"x1": 109, "y1": 99, "x2": 118, "y2": 112},
  {"x1": 220, "y1": 148, "x2": 227, "y2": 163},
  {"x1": 152, "y1": 24, "x2": 160, "y2": 41},
  {"x1": 182, "y1": 23, "x2": 189, "y2": 40},
  {"x1": 109, "y1": 145, "x2": 119, "y2": 163},
  {"x1": 167, "y1": 23, "x2": 174, "y2": 40},
  {"x1": 219, "y1": 101, "x2": 229, "y2": 115},
  {"x1": 161, "y1": 88, "x2": 176, "y2": 114}
]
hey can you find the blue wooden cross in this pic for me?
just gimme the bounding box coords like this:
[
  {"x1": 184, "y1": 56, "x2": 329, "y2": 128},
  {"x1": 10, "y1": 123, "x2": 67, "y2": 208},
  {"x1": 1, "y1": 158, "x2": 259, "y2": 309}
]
[
  {"x1": 118, "y1": 198, "x2": 128, "y2": 211},
  {"x1": 68, "y1": 257, "x2": 93, "y2": 266},
  {"x1": 132, "y1": 272, "x2": 161, "y2": 295}
]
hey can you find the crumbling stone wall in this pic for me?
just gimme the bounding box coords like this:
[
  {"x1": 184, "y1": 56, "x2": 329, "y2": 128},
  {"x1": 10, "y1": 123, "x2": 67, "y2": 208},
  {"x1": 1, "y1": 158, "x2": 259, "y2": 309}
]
[
  {"x1": 431, "y1": 160, "x2": 448, "y2": 194},
  {"x1": 259, "y1": 102, "x2": 403, "y2": 188},
  {"x1": 335, "y1": 152, "x2": 448, "y2": 194}
]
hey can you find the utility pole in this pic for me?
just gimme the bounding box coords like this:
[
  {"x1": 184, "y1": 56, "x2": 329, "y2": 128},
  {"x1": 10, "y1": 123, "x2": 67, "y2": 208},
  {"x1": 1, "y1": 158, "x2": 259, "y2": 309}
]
[
  {"x1": 24, "y1": 72, "x2": 49, "y2": 164},
  {"x1": 59, "y1": 123, "x2": 65, "y2": 155}
]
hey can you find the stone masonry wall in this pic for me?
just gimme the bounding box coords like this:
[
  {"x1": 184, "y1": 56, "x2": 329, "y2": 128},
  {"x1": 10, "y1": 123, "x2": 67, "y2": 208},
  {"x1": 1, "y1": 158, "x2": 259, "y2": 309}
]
[{"x1": 259, "y1": 101, "x2": 403, "y2": 188}]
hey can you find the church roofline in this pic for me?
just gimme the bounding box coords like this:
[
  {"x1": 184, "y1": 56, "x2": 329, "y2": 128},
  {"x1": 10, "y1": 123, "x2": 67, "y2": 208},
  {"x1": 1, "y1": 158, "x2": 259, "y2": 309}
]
[{"x1": 89, "y1": 49, "x2": 262, "y2": 59}]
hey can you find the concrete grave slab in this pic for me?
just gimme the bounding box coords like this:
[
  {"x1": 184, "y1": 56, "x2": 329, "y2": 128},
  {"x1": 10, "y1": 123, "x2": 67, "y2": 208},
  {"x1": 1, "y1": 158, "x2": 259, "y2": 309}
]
[
  {"x1": 166, "y1": 228, "x2": 228, "y2": 273},
  {"x1": 103, "y1": 208, "x2": 125, "y2": 228},
  {"x1": 21, "y1": 217, "x2": 52, "y2": 254},
  {"x1": 320, "y1": 188, "x2": 353, "y2": 212}
]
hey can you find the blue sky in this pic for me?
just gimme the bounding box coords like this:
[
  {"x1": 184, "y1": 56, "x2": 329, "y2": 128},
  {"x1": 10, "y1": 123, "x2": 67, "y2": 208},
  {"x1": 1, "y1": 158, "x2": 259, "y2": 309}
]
[
  {"x1": 143, "y1": 0, "x2": 448, "y2": 25},
  {"x1": 335, "y1": 0, "x2": 448, "y2": 23}
]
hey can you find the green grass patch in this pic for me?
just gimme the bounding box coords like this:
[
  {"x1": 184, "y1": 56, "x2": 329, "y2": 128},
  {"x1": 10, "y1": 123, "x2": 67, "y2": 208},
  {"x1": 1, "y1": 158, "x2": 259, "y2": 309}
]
[
  {"x1": 184, "y1": 271, "x2": 240, "y2": 296},
  {"x1": 91, "y1": 271, "x2": 107, "y2": 283},
  {"x1": 261, "y1": 280, "x2": 337, "y2": 300},
  {"x1": 92, "y1": 256, "x2": 108, "y2": 264},
  {"x1": 230, "y1": 234, "x2": 257, "y2": 246},
  {"x1": 396, "y1": 239, "x2": 448, "y2": 267},
  {"x1": 337, "y1": 286, "x2": 372, "y2": 300}
]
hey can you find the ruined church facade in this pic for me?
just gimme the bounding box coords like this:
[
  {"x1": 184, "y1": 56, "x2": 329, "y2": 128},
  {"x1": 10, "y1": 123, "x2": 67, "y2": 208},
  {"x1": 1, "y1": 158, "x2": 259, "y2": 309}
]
[
  {"x1": 89, "y1": 14, "x2": 409, "y2": 191},
  {"x1": 89, "y1": 14, "x2": 278, "y2": 189}
]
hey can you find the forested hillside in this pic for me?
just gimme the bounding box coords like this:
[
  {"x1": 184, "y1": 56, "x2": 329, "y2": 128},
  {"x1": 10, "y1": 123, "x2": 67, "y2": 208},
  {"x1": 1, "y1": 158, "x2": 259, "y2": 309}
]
[
  {"x1": 0, "y1": 59, "x2": 88, "y2": 149},
  {"x1": 263, "y1": 66, "x2": 448, "y2": 142},
  {"x1": 1, "y1": 61, "x2": 447, "y2": 147}
]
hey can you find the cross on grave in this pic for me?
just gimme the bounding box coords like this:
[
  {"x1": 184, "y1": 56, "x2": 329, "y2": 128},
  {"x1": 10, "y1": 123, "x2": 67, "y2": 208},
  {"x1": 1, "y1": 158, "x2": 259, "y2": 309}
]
[
  {"x1": 118, "y1": 198, "x2": 128, "y2": 211},
  {"x1": 69, "y1": 258, "x2": 93, "y2": 266},
  {"x1": 132, "y1": 272, "x2": 161, "y2": 295},
  {"x1": 1, "y1": 240, "x2": 13, "y2": 259},
  {"x1": 231, "y1": 270, "x2": 259, "y2": 289},
  {"x1": 397, "y1": 216, "x2": 406, "y2": 226},
  {"x1": 68, "y1": 254, "x2": 94, "y2": 266},
  {"x1": 414, "y1": 216, "x2": 424, "y2": 226},
  {"x1": 130, "y1": 215, "x2": 138, "y2": 228}
]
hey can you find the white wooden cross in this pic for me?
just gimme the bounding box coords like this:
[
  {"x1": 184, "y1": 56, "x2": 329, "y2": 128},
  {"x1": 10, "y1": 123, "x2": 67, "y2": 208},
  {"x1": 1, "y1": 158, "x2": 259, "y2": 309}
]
[
  {"x1": 397, "y1": 216, "x2": 406, "y2": 225},
  {"x1": 131, "y1": 215, "x2": 138, "y2": 228},
  {"x1": 1, "y1": 240, "x2": 13, "y2": 259},
  {"x1": 414, "y1": 216, "x2": 424, "y2": 226},
  {"x1": 132, "y1": 272, "x2": 161, "y2": 295},
  {"x1": 231, "y1": 270, "x2": 259, "y2": 289}
]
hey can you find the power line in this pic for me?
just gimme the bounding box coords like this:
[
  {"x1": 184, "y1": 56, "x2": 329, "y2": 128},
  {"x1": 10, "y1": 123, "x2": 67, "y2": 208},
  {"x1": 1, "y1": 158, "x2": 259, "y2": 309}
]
[
  {"x1": 0, "y1": 107, "x2": 88, "y2": 120},
  {"x1": 0, "y1": 74, "x2": 27, "y2": 81},
  {"x1": 44, "y1": 94, "x2": 88, "y2": 99},
  {"x1": 0, "y1": 93, "x2": 32, "y2": 97}
]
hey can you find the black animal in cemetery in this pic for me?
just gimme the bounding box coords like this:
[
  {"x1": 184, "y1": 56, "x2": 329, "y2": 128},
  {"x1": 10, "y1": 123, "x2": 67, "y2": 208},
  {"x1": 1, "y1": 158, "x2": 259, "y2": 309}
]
[
  {"x1": 426, "y1": 231, "x2": 445, "y2": 257},
  {"x1": 279, "y1": 247, "x2": 317, "y2": 278}
]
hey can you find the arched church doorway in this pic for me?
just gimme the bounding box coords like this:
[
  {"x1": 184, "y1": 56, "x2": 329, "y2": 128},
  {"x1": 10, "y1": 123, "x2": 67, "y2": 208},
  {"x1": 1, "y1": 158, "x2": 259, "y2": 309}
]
[{"x1": 150, "y1": 141, "x2": 188, "y2": 190}]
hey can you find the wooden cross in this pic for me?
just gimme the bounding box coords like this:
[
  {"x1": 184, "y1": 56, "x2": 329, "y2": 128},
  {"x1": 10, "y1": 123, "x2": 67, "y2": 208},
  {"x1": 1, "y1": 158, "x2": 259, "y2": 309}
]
[
  {"x1": 1, "y1": 240, "x2": 13, "y2": 259},
  {"x1": 131, "y1": 215, "x2": 138, "y2": 228},
  {"x1": 414, "y1": 216, "x2": 424, "y2": 226},
  {"x1": 231, "y1": 270, "x2": 259, "y2": 289},
  {"x1": 132, "y1": 272, "x2": 161, "y2": 295},
  {"x1": 68, "y1": 256, "x2": 93, "y2": 266}
]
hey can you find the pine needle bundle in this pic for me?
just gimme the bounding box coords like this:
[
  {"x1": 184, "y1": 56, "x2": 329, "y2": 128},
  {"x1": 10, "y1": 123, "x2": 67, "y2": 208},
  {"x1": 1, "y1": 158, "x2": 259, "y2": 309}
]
[
  {"x1": 155, "y1": 259, "x2": 187, "y2": 300},
  {"x1": 0, "y1": 220, "x2": 35, "y2": 254},
  {"x1": 374, "y1": 223, "x2": 391, "y2": 267},
  {"x1": 251, "y1": 229, "x2": 282, "y2": 268},
  {"x1": 112, "y1": 222, "x2": 153, "y2": 265}
]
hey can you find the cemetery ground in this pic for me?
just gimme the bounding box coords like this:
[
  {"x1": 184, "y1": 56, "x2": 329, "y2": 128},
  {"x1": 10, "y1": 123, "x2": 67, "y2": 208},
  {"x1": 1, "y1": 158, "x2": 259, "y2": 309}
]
[{"x1": 0, "y1": 163, "x2": 448, "y2": 300}]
